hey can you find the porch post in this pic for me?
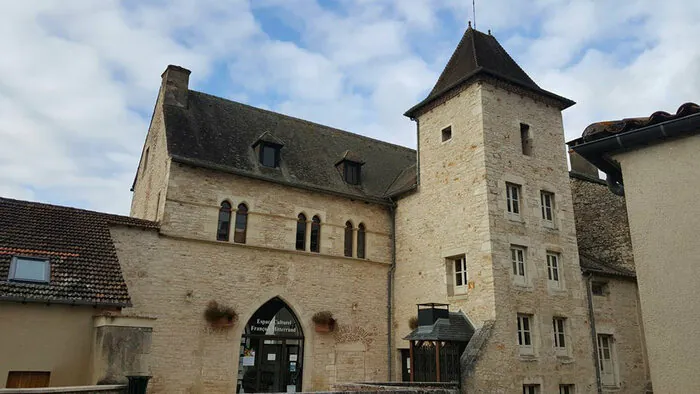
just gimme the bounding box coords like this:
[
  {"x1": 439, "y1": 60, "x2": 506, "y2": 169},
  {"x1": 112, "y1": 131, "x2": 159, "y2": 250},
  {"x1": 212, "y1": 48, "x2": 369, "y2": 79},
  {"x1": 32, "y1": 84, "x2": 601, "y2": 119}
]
[
  {"x1": 409, "y1": 340, "x2": 415, "y2": 382},
  {"x1": 435, "y1": 341, "x2": 441, "y2": 382}
]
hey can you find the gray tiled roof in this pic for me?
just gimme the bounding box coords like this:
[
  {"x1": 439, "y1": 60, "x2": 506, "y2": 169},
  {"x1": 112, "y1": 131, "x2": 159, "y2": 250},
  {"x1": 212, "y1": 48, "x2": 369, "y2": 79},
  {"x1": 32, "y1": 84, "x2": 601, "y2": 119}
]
[
  {"x1": 163, "y1": 91, "x2": 416, "y2": 203},
  {"x1": 0, "y1": 197, "x2": 158, "y2": 306},
  {"x1": 405, "y1": 27, "x2": 574, "y2": 117},
  {"x1": 404, "y1": 312, "x2": 475, "y2": 342}
]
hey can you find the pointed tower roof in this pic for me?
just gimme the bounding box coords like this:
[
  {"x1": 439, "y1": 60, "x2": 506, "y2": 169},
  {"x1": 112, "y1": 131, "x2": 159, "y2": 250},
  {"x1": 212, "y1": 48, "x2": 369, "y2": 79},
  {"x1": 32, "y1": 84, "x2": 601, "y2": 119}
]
[{"x1": 405, "y1": 27, "x2": 574, "y2": 118}]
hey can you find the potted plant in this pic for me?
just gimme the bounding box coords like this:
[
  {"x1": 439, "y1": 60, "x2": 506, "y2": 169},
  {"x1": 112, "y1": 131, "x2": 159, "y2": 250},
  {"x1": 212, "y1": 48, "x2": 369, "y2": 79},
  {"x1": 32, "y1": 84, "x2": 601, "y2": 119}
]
[
  {"x1": 408, "y1": 316, "x2": 419, "y2": 330},
  {"x1": 312, "y1": 311, "x2": 336, "y2": 333},
  {"x1": 204, "y1": 300, "x2": 238, "y2": 329}
]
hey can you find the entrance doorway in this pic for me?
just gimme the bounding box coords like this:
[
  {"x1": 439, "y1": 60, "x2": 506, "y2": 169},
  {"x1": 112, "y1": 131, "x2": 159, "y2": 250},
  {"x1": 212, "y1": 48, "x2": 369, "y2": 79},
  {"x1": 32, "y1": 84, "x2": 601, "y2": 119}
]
[{"x1": 237, "y1": 298, "x2": 304, "y2": 393}]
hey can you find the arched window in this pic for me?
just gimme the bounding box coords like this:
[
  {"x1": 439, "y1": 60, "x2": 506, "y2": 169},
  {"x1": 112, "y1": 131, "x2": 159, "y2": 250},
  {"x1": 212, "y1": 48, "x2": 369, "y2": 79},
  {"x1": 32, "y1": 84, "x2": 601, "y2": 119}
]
[
  {"x1": 310, "y1": 215, "x2": 321, "y2": 253},
  {"x1": 344, "y1": 221, "x2": 353, "y2": 257},
  {"x1": 296, "y1": 213, "x2": 307, "y2": 251},
  {"x1": 357, "y1": 223, "x2": 366, "y2": 259},
  {"x1": 217, "y1": 201, "x2": 232, "y2": 241},
  {"x1": 234, "y1": 203, "x2": 248, "y2": 244}
]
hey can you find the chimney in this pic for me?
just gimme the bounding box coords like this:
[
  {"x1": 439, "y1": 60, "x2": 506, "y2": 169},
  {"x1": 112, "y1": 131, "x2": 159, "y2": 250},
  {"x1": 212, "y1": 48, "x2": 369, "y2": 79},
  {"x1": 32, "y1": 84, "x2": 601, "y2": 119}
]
[
  {"x1": 160, "y1": 65, "x2": 191, "y2": 108},
  {"x1": 569, "y1": 148, "x2": 599, "y2": 179}
]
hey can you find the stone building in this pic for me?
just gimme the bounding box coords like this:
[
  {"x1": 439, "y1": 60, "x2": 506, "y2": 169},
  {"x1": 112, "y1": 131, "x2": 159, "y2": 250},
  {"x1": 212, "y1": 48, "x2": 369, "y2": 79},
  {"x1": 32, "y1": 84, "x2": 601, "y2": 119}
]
[{"x1": 1, "y1": 26, "x2": 652, "y2": 393}]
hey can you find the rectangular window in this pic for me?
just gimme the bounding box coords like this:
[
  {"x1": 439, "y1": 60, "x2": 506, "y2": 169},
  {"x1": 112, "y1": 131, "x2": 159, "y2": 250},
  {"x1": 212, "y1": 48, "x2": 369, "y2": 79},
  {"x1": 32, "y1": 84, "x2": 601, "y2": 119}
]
[
  {"x1": 553, "y1": 317, "x2": 567, "y2": 354},
  {"x1": 9, "y1": 257, "x2": 50, "y2": 283},
  {"x1": 523, "y1": 384, "x2": 539, "y2": 394},
  {"x1": 591, "y1": 281, "x2": 608, "y2": 296},
  {"x1": 520, "y1": 123, "x2": 532, "y2": 156},
  {"x1": 6, "y1": 371, "x2": 51, "y2": 388},
  {"x1": 598, "y1": 334, "x2": 618, "y2": 386},
  {"x1": 540, "y1": 191, "x2": 555, "y2": 222},
  {"x1": 559, "y1": 384, "x2": 575, "y2": 394},
  {"x1": 441, "y1": 126, "x2": 452, "y2": 142},
  {"x1": 344, "y1": 162, "x2": 361, "y2": 185},
  {"x1": 260, "y1": 144, "x2": 279, "y2": 168},
  {"x1": 511, "y1": 246, "x2": 527, "y2": 284},
  {"x1": 517, "y1": 314, "x2": 534, "y2": 355},
  {"x1": 506, "y1": 183, "x2": 521, "y2": 215},
  {"x1": 547, "y1": 252, "x2": 561, "y2": 288},
  {"x1": 451, "y1": 256, "x2": 468, "y2": 294},
  {"x1": 142, "y1": 147, "x2": 150, "y2": 173}
]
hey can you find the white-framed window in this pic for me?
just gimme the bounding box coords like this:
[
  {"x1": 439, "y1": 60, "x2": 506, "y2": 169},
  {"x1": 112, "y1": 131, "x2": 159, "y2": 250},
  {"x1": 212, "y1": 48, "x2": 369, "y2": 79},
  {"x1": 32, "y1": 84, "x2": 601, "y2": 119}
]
[
  {"x1": 511, "y1": 246, "x2": 527, "y2": 284},
  {"x1": 9, "y1": 256, "x2": 50, "y2": 283},
  {"x1": 506, "y1": 183, "x2": 521, "y2": 215},
  {"x1": 559, "y1": 384, "x2": 575, "y2": 394},
  {"x1": 597, "y1": 334, "x2": 618, "y2": 387},
  {"x1": 522, "y1": 384, "x2": 539, "y2": 394},
  {"x1": 517, "y1": 314, "x2": 534, "y2": 355},
  {"x1": 451, "y1": 256, "x2": 468, "y2": 294},
  {"x1": 547, "y1": 252, "x2": 561, "y2": 288},
  {"x1": 553, "y1": 317, "x2": 567, "y2": 356},
  {"x1": 540, "y1": 191, "x2": 555, "y2": 223}
]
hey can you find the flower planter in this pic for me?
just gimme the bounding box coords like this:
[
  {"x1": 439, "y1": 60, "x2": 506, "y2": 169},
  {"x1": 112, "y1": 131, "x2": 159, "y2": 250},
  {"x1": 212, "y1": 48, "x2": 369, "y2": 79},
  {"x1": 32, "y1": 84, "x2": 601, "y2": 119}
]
[
  {"x1": 211, "y1": 317, "x2": 235, "y2": 329},
  {"x1": 315, "y1": 322, "x2": 333, "y2": 333}
]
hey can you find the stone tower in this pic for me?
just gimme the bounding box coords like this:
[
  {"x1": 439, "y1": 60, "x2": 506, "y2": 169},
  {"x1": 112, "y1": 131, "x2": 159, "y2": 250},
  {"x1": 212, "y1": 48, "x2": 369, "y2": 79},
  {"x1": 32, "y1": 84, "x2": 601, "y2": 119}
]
[{"x1": 394, "y1": 27, "x2": 597, "y2": 392}]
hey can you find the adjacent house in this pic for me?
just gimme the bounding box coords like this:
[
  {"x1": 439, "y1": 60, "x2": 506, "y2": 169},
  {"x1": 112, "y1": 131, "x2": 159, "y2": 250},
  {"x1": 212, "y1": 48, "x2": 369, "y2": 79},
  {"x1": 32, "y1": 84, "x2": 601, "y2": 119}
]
[{"x1": 570, "y1": 102, "x2": 700, "y2": 393}]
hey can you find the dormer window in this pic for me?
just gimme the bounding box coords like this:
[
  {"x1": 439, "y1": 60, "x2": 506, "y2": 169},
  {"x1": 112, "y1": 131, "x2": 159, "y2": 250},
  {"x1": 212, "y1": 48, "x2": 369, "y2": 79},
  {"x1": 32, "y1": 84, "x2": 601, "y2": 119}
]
[
  {"x1": 336, "y1": 150, "x2": 364, "y2": 185},
  {"x1": 259, "y1": 143, "x2": 280, "y2": 168},
  {"x1": 252, "y1": 131, "x2": 284, "y2": 169},
  {"x1": 344, "y1": 162, "x2": 361, "y2": 185}
]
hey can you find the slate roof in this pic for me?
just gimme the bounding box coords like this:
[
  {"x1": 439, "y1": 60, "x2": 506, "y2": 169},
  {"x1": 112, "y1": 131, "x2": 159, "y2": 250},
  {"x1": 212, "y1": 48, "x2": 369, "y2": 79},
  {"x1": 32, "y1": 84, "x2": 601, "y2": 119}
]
[
  {"x1": 404, "y1": 311, "x2": 475, "y2": 342},
  {"x1": 405, "y1": 27, "x2": 574, "y2": 117},
  {"x1": 579, "y1": 253, "x2": 636, "y2": 278},
  {"x1": 580, "y1": 102, "x2": 700, "y2": 143},
  {"x1": 0, "y1": 197, "x2": 158, "y2": 306},
  {"x1": 163, "y1": 91, "x2": 416, "y2": 203}
]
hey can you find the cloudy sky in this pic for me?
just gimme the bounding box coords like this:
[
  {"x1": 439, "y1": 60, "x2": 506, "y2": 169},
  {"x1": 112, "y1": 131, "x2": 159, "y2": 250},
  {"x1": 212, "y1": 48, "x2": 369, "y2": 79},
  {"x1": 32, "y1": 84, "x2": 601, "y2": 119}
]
[{"x1": 1, "y1": 0, "x2": 698, "y2": 214}]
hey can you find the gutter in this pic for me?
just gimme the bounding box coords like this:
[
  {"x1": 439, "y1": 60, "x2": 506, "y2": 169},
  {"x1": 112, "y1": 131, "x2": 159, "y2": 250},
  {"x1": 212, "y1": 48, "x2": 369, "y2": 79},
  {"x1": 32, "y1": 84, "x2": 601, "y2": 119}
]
[
  {"x1": 0, "y1": 295, "x2": 130, "y2": 308},
  {"x1": 571, "y1": 112, "x2": 700, "y2": 196},
  {"x1": 585, "y1": 272, "x2": 603, "y2": 394},
  {"x1": 387, "y1": 197, "x2": 398, "y2": 381}
]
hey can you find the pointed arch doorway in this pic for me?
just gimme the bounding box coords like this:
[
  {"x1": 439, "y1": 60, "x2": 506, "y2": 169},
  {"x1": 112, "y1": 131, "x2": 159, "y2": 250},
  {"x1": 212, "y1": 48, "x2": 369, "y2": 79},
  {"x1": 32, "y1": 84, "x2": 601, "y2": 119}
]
[{"x1": 237, "y1": 298, "x2": 304, "y2": 393}]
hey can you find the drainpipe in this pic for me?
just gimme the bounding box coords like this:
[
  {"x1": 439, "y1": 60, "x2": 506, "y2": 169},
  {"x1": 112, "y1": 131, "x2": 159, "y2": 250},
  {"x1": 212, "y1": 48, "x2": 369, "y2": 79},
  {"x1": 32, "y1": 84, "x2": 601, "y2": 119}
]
[
  {"x1": 586, "y1": 272, "x2": 602, "y2": 394},
  {"x1": 387, "y1": 197, "x2": 398, "y2": 381}
]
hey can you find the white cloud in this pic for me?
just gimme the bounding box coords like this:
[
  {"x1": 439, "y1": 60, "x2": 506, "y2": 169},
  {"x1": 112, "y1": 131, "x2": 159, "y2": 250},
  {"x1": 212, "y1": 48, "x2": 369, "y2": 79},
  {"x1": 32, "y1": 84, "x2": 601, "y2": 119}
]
[{"x1": 1, "y1": 0, "x2": 699, "y2": 214}]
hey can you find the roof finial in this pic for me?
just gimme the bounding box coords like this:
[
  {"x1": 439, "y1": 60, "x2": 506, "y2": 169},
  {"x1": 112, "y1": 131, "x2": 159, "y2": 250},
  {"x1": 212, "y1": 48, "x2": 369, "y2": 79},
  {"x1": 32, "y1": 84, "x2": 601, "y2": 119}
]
[
  {"x1": 473, "y1": 0, "x2": 476, "y2": 29},
  {"x1": 468, "y1": 21, "x2": 472, "y2": 29},
  {"x1": 488, "y1": 29, "x2": 491, "y2": 35}
]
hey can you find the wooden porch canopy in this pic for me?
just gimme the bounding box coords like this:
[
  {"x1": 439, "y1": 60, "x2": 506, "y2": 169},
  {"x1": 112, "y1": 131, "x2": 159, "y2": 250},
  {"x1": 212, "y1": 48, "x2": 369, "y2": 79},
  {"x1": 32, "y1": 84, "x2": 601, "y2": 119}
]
[{"x1": 404, "y1": 304, "x2": 475, "y2": 383}]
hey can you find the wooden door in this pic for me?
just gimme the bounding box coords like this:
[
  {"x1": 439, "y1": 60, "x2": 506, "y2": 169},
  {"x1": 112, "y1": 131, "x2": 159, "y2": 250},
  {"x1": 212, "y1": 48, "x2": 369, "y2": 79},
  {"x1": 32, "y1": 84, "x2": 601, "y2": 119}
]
[{"x1": 6, "y1": 371, "x2": 50, "y2": 388}]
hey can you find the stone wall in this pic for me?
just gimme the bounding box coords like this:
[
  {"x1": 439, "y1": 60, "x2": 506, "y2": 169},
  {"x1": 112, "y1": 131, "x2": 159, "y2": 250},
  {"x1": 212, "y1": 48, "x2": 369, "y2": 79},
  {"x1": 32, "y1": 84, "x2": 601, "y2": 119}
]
[
  {"x1": 112, "y1": 221, "x2": 390, "y2": 393},
  {"x1": 570, "y1": 175, "x2": 635, "y2": 271},
  {"x1": 589, "y1": 276, "x2": 649, "y2": 393}
]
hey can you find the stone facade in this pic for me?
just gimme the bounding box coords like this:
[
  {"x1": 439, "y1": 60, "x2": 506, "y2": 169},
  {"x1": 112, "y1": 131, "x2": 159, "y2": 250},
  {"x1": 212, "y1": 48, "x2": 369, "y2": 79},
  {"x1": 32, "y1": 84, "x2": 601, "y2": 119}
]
[
  {"x1": 121, "y1": 157, "x2": 393, "y2": 392},
  {"x1": 395, "y1": 80, "x2": 597, "y2": 393}
]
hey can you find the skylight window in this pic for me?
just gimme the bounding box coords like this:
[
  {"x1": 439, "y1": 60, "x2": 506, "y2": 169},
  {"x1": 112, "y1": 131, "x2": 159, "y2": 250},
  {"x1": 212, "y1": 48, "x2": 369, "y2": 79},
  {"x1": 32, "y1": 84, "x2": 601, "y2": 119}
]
[{"x1": 9, "y1": 257, "x2": 50, "y2": 283}]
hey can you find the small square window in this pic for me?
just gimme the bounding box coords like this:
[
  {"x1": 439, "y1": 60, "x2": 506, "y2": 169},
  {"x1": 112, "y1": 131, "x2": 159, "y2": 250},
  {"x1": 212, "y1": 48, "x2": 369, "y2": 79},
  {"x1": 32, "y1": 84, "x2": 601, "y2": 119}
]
[
  {"x1": 553, "y1": 317, "x2": 567, "y2": 354},
  {"x1": 511, "y1": 246, "x2": 527, "y2": 284},
  {"x1": 449, "y1": 256, "x2": 467, "y2": 294},
  {"x1": 9, "y1": 257, "x2": 50, "y2": 283},
  {"x1": 523, "y1": 385, "x2": 540, "y2": 394},
  {"x1": 260, "y1": 144, "x2": 280, "y2": 168},
  {"x1": 441, "y1": 126, "x2": 452, "y2": 142},
  {"x1": 540, "y1": 191, "x2": 555, "y2": 223},
  {"x1": 559, "y1": 384, "x2": 575, "y2": 394},
  {"x1": 517, "y1": 313, "x2": 534, "y2": 355},
  {"x1": 591, "y1": 281, "x2": 608, "y2": 296},
  {"x1": 506, "y1": 183, "x2": 522, "y2": 215},
  {"x1": 547, "y1": 252, "x2": 561, "y2": 288}
]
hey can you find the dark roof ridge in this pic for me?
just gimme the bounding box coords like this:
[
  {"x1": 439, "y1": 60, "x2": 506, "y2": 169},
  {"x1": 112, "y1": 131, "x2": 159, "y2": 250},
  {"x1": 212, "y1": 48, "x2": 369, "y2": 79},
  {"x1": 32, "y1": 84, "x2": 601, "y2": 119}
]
[
  {"x1": 189, "y1": 90, "x2": 416, "y2": 154},
  {"x1": 0, "y1": 197, "x2": 159, "y2": 229}
]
